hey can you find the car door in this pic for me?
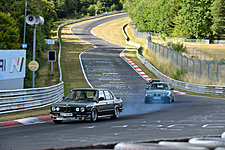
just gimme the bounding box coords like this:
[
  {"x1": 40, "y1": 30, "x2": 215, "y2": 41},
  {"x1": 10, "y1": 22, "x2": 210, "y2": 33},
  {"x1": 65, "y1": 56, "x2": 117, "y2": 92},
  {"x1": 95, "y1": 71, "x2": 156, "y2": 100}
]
[
  {"x1": 104, "y1": 90, "x2": 115, "y2": 113},
  {"x1": 97, "y1": 90, "x2": 108, "y2": 115}
]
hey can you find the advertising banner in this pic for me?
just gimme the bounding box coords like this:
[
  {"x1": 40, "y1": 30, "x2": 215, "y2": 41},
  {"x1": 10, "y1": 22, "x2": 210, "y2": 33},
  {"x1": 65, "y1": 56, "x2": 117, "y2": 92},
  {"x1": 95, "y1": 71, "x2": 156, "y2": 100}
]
[{"x1": 0, "y1": 50, "x2": 26, "y2": 80}]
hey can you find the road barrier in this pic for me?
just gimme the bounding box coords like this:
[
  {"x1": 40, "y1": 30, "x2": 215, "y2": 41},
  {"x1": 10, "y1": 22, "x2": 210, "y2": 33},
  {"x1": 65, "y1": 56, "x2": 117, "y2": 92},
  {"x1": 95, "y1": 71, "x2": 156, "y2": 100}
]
[
  {"x1": 0, "y1": 11, "x2": 125, "y2": 114},
  {"x1": 123, "y1": 24, "x2": 225, "y2": 97},
  {"x1": 0, "y1": 82, "x2": 64, "y2": 114}
]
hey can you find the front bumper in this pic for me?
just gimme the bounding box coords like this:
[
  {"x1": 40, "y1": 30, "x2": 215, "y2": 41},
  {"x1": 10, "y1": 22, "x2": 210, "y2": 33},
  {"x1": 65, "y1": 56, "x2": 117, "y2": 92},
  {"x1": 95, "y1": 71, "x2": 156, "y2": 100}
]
[
  {"x1": 145, "y1": 96, "x2": 171, "y2": 104},
  {"x1": 50, "y1": 112, "x2": 91, "y2": 121}
]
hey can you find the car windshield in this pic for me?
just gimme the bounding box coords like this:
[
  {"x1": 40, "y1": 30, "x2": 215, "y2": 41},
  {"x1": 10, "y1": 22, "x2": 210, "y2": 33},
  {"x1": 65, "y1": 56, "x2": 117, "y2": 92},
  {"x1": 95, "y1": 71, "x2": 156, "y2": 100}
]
[
  {"x1": 150, "y1": 83, "x2": 169, "y2": 90},
  {"x1": 64, "y1": 90, "x2": 98, "y2": 102}
]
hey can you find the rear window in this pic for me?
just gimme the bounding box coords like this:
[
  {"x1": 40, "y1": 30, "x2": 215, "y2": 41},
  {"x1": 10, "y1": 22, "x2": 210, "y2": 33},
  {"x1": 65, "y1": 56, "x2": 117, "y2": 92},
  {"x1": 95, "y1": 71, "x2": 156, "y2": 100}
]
[{"x1": 151, "y1": 83, "x2": 169, "y2": 90}]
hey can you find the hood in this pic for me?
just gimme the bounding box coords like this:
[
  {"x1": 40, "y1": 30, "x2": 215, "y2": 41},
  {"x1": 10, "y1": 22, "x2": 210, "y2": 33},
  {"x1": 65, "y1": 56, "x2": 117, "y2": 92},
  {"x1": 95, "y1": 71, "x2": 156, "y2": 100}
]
[{"x1": 52, "y1": 101, "x2": 93, "y2": 107}]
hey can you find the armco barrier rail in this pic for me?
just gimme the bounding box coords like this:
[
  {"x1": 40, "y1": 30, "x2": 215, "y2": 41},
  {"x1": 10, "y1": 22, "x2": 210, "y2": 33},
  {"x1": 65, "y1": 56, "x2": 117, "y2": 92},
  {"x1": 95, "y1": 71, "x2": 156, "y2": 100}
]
[
  {"x1": 0, "y1": 82, "x2": 64, "y2": 114},
  {"x1": 0, "y1": 11, "x2": 125, "y2": 114},
  {"x1": 123, "y1": 24, "x2": 225, "y2": 97}
]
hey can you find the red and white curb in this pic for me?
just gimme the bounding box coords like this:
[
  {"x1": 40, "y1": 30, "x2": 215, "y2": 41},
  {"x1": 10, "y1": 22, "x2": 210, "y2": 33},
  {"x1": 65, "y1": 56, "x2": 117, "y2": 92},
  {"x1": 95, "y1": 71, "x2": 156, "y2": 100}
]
[
  {"x1": 0, "y1": 115, "x2": 51, "y2": 129},
  {"x1": 120, "y1": 52, "x2": 151, "y2": 81},
  {"x1": 120, "y1": 51, "x2": 186, "y2": 95}
]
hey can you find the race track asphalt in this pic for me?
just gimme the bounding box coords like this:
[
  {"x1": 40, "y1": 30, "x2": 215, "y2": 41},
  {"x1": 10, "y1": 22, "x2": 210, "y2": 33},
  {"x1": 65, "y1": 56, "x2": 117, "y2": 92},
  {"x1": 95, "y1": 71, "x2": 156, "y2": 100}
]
[{"x1": 0, "y1": 13, "x2": 225, "y2": 150}]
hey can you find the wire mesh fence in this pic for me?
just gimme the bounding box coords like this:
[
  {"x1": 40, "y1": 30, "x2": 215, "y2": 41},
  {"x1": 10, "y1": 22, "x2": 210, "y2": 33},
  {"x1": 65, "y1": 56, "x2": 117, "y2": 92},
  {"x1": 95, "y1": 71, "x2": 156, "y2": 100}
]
[{"x1": 129, "y1": 23, "x2": 225, "y2": 83}]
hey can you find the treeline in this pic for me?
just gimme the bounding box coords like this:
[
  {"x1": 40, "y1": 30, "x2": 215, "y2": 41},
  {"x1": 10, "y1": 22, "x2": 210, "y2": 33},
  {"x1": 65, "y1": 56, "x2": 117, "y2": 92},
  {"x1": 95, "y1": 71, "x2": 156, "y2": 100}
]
[
  {"x1": 0, "y1": 0, "x2": 124, "y2": 50},
  {"x1": 124, "y1": 0, "x2": 225, "y2": 40},
  {"x1": 0, "y1": 0, "x2": 124, "y2": 87}
]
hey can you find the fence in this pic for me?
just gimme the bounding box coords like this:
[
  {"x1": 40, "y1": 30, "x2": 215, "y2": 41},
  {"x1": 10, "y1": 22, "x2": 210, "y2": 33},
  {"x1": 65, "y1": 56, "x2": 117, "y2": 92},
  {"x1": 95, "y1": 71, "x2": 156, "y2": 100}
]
[
  {"x1": 130, "y1": 23, "x2": 225, "y2": 61},
  {"x1": 185, "y1": 47, "x2": 225, "y2": 61},
  {"x1": 130, "y1": 23, "x2": 225, "y2": 83},
  {"x1": 124, "y1": 24, "x2": 225, "y2": 97}
]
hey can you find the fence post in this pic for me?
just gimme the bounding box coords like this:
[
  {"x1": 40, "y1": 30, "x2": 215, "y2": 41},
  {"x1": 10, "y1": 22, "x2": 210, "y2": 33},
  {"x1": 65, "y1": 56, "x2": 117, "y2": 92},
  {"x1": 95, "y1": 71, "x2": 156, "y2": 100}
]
[
  {"x1": 167, "y1": 47, "x2": 169, "y2": 59},
  {"x1": 191, "y1": 59, "x2": 195, "y2": 74},
  {"x1": 197, "y1": 59, "x2": 202, "y2": 78},
  {"x1": 172, "y1": 50, "x2": 174, "y2": 62},
  {"x1": 206, "y1": 60, "x2": 210, "y2": 79},
  {"x1": 159, "y1": 44, "x2": 161, "y2": 54},
  {"x1": 181, "y1": 54, "x2": 183, "y2": 67},
  {"x1": 186, "y1": 56, "x2": 189, "y2": 72},
  {"x1": 216, "y1": 61, "x2": 219, "y2": 81}
]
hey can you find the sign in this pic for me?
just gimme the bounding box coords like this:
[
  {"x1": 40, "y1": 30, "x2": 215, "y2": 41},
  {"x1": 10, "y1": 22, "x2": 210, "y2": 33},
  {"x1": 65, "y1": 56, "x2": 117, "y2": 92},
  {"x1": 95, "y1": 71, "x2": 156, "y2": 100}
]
[
  {"x1": 48, "y1": 50, "x2": 56, "y2": 62},
  {"x1": 45, "y1": 39, "x2": 55, "y2": 45},
  {"x1": 28, "y1": 61, "x2": 39, "y2": 71},
  {"x1": 22, "y1": 44, "x2": 27, "y2": 49},
  {"x1": 0, "y1": 50, "x2": 26, "y2": 81}
]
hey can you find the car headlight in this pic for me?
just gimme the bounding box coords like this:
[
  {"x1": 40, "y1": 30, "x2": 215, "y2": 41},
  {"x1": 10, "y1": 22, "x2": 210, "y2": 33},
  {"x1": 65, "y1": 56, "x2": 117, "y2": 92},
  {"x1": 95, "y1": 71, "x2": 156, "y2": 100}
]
[
  {"x1": 56, "y1": 107, "x2": 60, "y2": 111},
  {"x1": 146, "y1": 93, "x2": 153, "y2": 96},
  {"x1": 76, "y1": 107, "x2": 80, "y2": 112},
  {"x1": 80, "y1": 107, "x2": 85, "y2": 112},
  {"x1": 52, "y1": 106, "x2": 56, "y2": 111}
]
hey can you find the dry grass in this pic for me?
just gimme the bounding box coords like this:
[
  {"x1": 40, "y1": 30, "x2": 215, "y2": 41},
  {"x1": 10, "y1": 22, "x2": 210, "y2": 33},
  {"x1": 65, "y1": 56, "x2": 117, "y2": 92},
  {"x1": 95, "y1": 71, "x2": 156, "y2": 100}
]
[
  {"x1": 125, "y1": 25, "x2": 225, "y2": 86},
  {"x1": 184, "y1": 43, "x2": 225, "y2": 54}
]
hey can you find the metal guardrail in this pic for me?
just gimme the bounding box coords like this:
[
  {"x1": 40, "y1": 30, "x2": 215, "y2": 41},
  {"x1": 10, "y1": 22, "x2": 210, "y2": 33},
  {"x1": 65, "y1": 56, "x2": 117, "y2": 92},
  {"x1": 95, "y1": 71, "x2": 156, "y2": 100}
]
[
  {"x1": 123, "y1": 24, "x2": 225, "y2": 97},
  {"x1": 0, "y1": 11, "x2": 126, "y2": 114},
  {"x1": 0, "y1": 82, "x2": 64, "y2": 114}
]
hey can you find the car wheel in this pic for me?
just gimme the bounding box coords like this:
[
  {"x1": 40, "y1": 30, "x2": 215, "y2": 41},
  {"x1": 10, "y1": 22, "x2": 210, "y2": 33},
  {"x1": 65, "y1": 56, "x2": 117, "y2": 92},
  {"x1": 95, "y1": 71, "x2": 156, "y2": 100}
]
[
  {"x1": 91, "y1": 109, "x2": 98, "y2": 122},
  {"x1": 111, "y1": 107, "x2": 120, "y2": 119},
  {"x1": 53, "y1": 120, "x2": 62, "y2": 124}
]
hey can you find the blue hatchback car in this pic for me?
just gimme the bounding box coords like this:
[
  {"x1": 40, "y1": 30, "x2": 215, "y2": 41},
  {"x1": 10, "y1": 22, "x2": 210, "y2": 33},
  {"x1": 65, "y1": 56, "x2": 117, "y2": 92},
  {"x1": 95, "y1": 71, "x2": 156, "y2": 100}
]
[{"x1": 145, "y1": 82, "x2": 175, "y2": 104}]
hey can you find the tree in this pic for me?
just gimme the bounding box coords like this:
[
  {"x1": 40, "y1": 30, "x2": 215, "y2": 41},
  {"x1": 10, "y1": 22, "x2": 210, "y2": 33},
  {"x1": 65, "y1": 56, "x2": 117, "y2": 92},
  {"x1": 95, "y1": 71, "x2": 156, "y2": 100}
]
[
  {"x1": 66, "y1": 0, "x2": 78, "y2": 15},
  {"x1": 211, "y1": 0, "x2": 225, "y2": 40},
  {"x1": 0, "y1": 11, "x2": 20, "y2": 49}
]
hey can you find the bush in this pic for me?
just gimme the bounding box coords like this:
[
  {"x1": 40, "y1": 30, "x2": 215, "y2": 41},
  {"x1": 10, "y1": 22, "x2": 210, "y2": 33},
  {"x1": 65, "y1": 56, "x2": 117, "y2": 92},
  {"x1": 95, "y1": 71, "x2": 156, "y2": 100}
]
[
  {"x1": 172, "y1": 66, "x2": 186, "y2": 80},
  {"x1": 172, "y1": 42, "x2": 186, "y2": 53}
]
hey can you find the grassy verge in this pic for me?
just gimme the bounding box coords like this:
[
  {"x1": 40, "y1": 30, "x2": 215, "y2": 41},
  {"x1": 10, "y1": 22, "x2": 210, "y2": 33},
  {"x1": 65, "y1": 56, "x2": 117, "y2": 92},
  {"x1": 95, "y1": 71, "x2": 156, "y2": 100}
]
[{"x1": 60, "y1": 22, "x2": 91, "y2": 95}]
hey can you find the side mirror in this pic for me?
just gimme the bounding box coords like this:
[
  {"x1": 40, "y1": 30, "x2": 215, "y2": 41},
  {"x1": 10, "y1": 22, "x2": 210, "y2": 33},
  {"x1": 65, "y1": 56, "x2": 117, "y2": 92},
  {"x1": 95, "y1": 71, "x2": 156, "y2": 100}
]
[
  {"x1": 171, "y1": 88, "x2": 174, "y2": 90},
  {"x1": 99, "y1": 97, "x2": 105, "y2": 101}
]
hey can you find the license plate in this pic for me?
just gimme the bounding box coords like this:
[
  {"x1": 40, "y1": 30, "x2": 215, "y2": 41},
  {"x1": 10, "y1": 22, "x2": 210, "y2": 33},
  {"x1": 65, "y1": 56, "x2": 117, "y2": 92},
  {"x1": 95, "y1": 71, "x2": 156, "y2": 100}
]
[
  {"x1": 60, "y1": 113, "x2": 73, "y2": 116},
  {"x1": 153, "y1": 97, "x2": 161, "y2": 99}
]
